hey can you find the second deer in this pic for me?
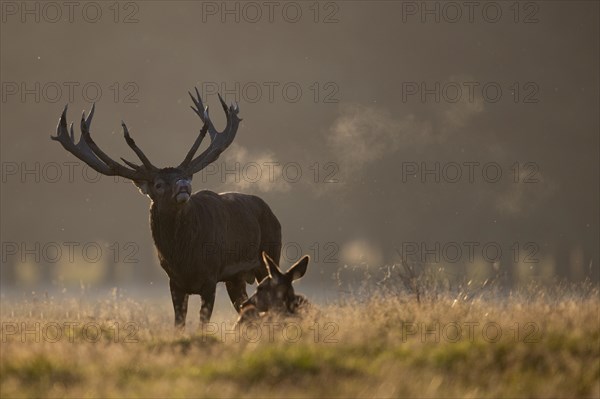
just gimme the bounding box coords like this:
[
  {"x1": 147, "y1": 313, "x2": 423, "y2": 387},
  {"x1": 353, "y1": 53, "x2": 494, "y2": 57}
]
[{"x1": 237, "y1": 252, "x2": 310, "y2": 325}]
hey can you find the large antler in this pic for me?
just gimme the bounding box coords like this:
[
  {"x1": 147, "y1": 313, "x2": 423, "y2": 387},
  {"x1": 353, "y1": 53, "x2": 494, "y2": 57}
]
[
  {"x1": 51, "y1": 104, "x2": 157, "y2": 181},
  {"x1": 177, "y1": 88, "x2": 241, "y2": 174}
]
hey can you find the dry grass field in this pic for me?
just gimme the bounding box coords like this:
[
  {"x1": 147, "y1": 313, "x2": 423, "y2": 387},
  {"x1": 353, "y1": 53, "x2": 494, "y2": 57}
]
[{"x1": 1, "y1": 281, "x2": 598, "y2": 398}]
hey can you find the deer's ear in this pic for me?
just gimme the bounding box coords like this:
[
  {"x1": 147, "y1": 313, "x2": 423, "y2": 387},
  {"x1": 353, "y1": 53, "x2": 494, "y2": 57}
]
[
  {"x1": 262, "y1": 251, "x2": 284, "y2": 279},
  {"x1": 287, "y1": 255, "x2": 309, "y2": 281},
  {"x1": 133, "y1": 180, "x2": 150, "y2": 197}
]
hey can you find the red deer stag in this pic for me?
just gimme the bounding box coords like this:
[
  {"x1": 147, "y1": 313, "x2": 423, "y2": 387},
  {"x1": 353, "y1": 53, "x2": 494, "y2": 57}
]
[
  {"x1": 237, "y1": 252, "x2": 310, "y2": 325},
  {"x1": 51, "y1": 89, "x2": 282, "y2": 328}
]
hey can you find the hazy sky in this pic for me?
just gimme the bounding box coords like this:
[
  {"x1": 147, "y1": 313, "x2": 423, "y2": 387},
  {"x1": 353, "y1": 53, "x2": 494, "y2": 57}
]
[{"x1": 1, "y1": 1, "x2": 598, "y2": 295}]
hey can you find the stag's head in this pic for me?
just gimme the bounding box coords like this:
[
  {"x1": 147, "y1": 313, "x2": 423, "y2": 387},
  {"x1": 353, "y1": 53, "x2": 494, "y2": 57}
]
[
  {"x1": 133, "y1": 167, "x2": 193, "y2": 209},
  {"x1": 51, "y1": 88, "x2": 240, "y2": 210},
  {"x1": 242, "y1": 252, "x2": 309, "y2": 314}
]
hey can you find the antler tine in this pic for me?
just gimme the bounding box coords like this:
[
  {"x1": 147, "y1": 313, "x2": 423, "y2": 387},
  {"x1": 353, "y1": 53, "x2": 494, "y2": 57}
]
[
  {"x1": 69, "y1": 122, "x2": 75, "y2": 142},
  {"x1": 121, "y1": 121, "x2": 158, "y2": 171},
  {"x1": 217, "y1": 93, "x2": 229, "y2": 114},
  {"x1": 79, "y1": 111, "x2": 119, "y2": 169},
  {"x1": 188, "y1": 87, "x2": 211, "y2": 124},
  {"x1": 51, "y1": 104, "x2": 152, "y2": 181},
  {"x1": 178, "y1": 87, "x2": 218, "y2": 170},
  {"x1": 57, "y1": 104, "x2": 69, "y2": 136},
  {"x1": 178, "y1": 107, "x2": 210, "y2": 169},
  {"x1": 179, "y1": 88, "x2": 242, "y2": 175},
  {"x1": 85, "y1": 102, "x2": 95, "y2": 127},
  {"x1": 120, "y1": 157, "x2": 141, "y2": 169},
  {"x1": 51, "y1": 105, "x2": 109, "y2": 174}
]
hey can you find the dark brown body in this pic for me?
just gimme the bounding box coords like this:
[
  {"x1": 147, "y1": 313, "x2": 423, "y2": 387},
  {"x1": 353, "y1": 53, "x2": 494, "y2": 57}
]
[{"x1": 152, "y1": 190, "x2": 281, "y2": 325}]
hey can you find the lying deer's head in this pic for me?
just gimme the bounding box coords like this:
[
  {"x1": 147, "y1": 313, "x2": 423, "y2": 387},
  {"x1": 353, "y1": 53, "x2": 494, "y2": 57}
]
[
  {"x1": 242, "y1": 252, "x2": 309, "y2": 314},
  {"x1": 51, "y1": 89, "x2": 240, "y2": 210}
]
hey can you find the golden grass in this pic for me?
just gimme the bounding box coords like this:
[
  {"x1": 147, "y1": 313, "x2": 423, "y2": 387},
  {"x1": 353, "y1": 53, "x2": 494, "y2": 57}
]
[{"x1": 1, "y1": 285, "x2": 599, "y2": 398}]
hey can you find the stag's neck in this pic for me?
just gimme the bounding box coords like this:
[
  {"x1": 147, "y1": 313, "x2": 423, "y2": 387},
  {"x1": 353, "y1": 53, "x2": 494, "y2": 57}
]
[{"x1": 149, "y1": 202, "x2": 189, "y2": 262}]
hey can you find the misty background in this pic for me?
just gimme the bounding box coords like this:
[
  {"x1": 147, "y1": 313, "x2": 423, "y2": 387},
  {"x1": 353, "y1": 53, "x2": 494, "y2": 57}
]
[{"x1": 1, "y1": 1, "x2": 598, "y2": 315}]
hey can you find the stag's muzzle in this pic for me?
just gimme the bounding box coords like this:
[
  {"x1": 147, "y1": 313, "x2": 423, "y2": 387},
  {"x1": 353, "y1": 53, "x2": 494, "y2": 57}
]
[{"x1": 174, "y1": 179, "x2": 192, "y2": 203}]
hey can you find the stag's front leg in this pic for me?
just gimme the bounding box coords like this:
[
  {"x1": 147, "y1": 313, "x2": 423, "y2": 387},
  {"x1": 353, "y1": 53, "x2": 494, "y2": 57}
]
[
  {"x1": 226, "y1": 278, "x2": 248, "y2": 313},
  {"x1": 170, "y1": 280, "x2": 189, "y2": 329},
  {"x1": 199, "y1": 284, "x2": 217, "y2": 324}
]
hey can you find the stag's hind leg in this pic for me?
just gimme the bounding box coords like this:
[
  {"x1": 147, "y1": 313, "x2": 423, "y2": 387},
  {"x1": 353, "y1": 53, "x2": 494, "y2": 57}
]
[
  {"x1": 199, "y1": 284, "x2": 217, "y2": 324},
  {"x1": 226, "y1": 277, "x2": 248, "y2": 313},
  {"x1": 169, "y1": 279, "x2": 189, "y2": 329}
]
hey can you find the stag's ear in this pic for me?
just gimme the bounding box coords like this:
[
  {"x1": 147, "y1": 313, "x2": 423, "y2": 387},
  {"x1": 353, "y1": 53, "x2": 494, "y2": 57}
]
[
  {"x1": 286, "y1": 255, "x2": 309, "y2": 281},
  {"x1": 133, "y1": 180, "x2": 150, "y2": 197},
  {"x1": 262, "y1": 251, "x2": 284, "y2": 280}
]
